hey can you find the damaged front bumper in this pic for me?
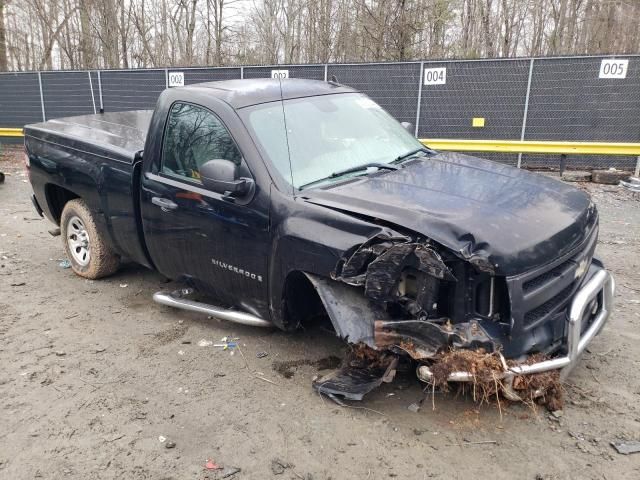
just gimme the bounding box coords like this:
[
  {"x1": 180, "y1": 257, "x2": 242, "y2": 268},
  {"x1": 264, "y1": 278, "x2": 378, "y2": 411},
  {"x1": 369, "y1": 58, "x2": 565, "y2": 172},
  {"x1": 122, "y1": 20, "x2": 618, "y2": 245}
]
[{"x1": 416, "y1": 268, "x2": 615, "y2": 386}]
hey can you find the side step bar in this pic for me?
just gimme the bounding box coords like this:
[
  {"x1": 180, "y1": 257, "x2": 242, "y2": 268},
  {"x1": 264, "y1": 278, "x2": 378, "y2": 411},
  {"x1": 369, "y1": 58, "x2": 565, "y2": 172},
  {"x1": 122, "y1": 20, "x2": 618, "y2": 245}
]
[{"x1": 153, "y1": 290, "x2": 272, "y2": 328}]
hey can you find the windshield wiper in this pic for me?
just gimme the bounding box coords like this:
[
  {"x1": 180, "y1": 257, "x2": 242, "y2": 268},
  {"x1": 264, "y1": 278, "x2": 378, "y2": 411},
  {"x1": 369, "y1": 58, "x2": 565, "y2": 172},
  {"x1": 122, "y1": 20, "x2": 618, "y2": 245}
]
[
  {"x1": 393, "y1": 146, "x2": 436, "y2": 164},
  {"x1": 329, "y1": 162, "x2": 399, "y2": 178},
  {"x1": 298, "y1": 162, "x2": 399, "y2": 190}
]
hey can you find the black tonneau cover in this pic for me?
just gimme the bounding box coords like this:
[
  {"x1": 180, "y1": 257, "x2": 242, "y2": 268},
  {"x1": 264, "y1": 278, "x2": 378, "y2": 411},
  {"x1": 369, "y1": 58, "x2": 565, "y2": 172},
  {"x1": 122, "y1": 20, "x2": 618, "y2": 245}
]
[{"x1": 24, "y1": 110, "x2": 152, "y2": 164}]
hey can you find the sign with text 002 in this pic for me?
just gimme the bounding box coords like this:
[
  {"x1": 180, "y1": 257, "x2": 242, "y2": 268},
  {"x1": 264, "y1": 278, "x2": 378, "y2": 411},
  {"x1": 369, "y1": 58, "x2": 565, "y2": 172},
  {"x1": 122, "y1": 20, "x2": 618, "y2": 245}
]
[
  {"x1": 271, "y1": 70, "x2": 289, "y2": 79},
  {"x1": 168, "y1": 72, "x2": 185, "y2": 87}
]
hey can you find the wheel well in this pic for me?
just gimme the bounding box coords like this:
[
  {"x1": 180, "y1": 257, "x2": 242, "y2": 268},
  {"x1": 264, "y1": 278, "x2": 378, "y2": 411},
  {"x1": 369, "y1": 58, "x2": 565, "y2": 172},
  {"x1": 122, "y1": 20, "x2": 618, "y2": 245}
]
[
  {"x1": 282, "y1": 271, "x2": 332, "y2": 331},
  {"x1": 45, "y1": 184, "x2": 79, "y2": 224}
]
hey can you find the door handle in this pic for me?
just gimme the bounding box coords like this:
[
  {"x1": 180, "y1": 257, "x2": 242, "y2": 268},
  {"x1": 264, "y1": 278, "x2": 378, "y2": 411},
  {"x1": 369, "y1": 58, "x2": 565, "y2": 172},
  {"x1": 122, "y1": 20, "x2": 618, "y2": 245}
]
[{"x1": 151, "y1": 196, "x2": 178, "y2": 212}]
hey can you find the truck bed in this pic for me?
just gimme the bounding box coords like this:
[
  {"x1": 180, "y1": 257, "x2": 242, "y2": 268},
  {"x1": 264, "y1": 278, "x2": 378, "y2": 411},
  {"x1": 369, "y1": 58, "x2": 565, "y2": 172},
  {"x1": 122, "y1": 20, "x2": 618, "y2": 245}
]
[{"x1": 24, "y1": 110, "x2": 152, "y2": 164}]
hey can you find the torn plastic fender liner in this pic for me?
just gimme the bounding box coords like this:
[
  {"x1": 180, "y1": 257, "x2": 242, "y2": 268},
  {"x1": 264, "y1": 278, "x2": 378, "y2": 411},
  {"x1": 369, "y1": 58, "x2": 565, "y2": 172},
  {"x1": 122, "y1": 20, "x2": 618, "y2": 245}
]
[{"x1": 304, "y1": 272, "x2": 391, "y2": 347}]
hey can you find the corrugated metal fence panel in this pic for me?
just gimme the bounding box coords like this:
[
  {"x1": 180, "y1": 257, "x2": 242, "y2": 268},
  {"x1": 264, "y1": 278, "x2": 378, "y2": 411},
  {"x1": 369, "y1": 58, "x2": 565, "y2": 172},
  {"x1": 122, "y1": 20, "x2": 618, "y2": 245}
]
[
  {"x1": 100, "y1": 69, "x2": 166, "y2": 111},
  {"x1": 173, "y1": 67, "x2": 241, "y2": 85},
  {"x1": 0, "y1": 72, "x2": 43, "y2": 127},
  {"x1": 328, "y1": 62, "x2": 421, "y2": 125},
  {"x1": 243, "y1": 65, "x2": 325, "y2": 80},
  {"x1": 521, "y1": 56, "x2": 640, "y2": 169},
  {"x1": 41, "y1": 71, "x2": 95, "y2": 119}
]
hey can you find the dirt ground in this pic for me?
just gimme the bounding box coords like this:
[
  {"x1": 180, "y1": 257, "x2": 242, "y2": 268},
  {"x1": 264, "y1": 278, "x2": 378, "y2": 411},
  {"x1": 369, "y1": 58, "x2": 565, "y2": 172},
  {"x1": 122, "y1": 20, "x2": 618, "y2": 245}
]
[{"x1": 1, "y1": 147, "x2": 639, "y2": 480}]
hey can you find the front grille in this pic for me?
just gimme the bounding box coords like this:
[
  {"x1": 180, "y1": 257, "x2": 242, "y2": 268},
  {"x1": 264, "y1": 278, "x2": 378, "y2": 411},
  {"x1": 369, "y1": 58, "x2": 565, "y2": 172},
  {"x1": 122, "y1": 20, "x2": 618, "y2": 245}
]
[
  {"x1": 524, "y1": 283, "x2": 574, "y2": 325},
  {"x1": 522, "y1": 259, "x2": 573, "y2": 293},
  {"x1": 506, "y1": 222, "x2": 598, "y2": 336}
]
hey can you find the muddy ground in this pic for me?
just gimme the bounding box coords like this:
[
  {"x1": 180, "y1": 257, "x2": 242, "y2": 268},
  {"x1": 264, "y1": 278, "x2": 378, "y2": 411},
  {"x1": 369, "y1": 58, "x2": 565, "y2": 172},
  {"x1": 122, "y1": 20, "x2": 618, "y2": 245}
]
[{"x1": 1, "y1": 147, "x2": 639, "y2": 480}]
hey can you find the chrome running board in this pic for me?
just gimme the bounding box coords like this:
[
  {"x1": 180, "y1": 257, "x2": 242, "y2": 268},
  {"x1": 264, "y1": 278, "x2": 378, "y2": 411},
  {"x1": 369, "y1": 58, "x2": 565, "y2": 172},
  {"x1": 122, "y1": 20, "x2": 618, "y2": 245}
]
[{"x1": 153, "y1": 289, "x2": 272, "y2": 328}]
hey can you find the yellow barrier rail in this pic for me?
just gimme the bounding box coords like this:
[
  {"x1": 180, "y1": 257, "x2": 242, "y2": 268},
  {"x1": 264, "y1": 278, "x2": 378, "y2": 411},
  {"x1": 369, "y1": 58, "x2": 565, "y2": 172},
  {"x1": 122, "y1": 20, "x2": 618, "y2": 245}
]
[
  {"x1": 0, "y1": 128, "x2": 24, "y2": 138},
  {"x1": 420, "y1": 138, "x2": 640, "y2": 157}
]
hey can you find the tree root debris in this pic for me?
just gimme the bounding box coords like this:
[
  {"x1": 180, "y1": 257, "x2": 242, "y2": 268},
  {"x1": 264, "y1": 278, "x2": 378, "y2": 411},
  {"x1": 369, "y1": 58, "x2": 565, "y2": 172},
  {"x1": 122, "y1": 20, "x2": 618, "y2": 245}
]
[{"x1": 427, "y1": 349, "x2": 563, "y2": 411}]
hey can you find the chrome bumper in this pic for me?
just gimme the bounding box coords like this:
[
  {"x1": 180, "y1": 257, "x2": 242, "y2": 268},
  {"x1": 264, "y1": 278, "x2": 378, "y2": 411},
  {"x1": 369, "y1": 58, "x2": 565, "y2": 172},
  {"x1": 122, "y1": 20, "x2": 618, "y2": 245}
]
[{"x1": 417, "y1": 269, "x2": 615, "y2": 385}]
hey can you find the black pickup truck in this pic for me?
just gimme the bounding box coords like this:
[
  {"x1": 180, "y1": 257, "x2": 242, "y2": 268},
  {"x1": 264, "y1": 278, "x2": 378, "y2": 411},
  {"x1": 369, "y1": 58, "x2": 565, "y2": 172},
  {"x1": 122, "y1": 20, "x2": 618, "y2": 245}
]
[{"x1": 25, "y1": 79, "x2": 614, "y2": 397}]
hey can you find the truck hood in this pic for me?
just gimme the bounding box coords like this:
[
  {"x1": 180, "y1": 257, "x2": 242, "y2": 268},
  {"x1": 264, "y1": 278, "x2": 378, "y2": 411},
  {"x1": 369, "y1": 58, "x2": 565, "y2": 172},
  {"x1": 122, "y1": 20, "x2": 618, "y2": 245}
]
[{"x1": 301, "y1": 152, "x2": 597, "y2": 276}]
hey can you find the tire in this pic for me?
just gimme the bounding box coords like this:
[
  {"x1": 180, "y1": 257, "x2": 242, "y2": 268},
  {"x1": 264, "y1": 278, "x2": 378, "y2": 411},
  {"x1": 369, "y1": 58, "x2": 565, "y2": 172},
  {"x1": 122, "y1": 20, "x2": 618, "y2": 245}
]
[{"x1": 60, "y1": 199, "x2": 119, "y2": 279}]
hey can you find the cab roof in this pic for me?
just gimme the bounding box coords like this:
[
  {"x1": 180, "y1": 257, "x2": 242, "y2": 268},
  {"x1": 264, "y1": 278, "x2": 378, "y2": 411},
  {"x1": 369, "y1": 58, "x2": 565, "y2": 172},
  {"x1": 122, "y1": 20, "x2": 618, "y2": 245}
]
[{"x1": 181, "y1": 78, "x2": 358, "y2": 109}]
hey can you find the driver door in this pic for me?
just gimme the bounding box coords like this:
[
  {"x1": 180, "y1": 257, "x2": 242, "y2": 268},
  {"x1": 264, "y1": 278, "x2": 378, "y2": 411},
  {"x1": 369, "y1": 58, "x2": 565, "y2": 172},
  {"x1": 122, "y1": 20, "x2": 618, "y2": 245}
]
[{"x1": 140, "y1": 102, "x2": 270, "y2": 315}]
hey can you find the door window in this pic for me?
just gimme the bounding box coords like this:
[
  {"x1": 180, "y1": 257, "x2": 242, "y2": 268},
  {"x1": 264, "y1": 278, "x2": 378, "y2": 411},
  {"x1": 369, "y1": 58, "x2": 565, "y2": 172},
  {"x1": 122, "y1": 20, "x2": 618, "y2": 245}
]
[{"x1": 162, "y1": 102, "x2": 243, "y2": 183}]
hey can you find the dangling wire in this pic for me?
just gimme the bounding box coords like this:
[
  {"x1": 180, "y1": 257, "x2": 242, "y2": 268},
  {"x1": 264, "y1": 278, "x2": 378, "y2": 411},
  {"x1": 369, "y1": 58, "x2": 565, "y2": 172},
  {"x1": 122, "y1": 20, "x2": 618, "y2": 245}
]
[{"x1": 277, "y1": 76, "x2": 295, "y2": 194}]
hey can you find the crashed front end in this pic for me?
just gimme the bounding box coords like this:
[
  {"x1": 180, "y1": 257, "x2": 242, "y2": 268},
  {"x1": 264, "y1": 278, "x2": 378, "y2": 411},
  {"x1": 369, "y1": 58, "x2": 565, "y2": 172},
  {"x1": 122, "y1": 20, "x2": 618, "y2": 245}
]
[{"x1": 308, "y1": 227, "x2": 615, "y2": 402}]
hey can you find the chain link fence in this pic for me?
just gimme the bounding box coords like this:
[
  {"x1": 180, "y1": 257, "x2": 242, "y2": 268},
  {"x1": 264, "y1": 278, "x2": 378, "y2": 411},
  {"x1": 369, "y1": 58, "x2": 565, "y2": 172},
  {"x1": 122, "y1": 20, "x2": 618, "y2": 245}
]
[{"x1": 2, "y1": 55, "x2": 639, "y2": 170}]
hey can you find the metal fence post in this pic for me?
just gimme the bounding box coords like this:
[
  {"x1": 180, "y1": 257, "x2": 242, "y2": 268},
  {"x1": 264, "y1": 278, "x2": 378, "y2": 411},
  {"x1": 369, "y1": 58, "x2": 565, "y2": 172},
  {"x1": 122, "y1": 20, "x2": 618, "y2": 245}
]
[
  {"x1": 97, "y1": 70, "x2": 104, "y2": 112},
  {"x1": 37, "y1": 72, "x2": 46, "y2": 121},
  {"x1": 517, "y1": 58, "x2": 535, "y2": 168},
  {"x1": 240, "y1": 66, "x2": 244, "y2": 79},
  {"x1": 324, "y1": 64, "x2": 328, "y2": 82},
  {"x1": 635, "y1": 156, "x2": 640, "y2": 177},
  {"x1": 88, "y1": 71, "x2": 97, "y2": 114},
  {"x1": 414, "y1": 61, "x2": 425, "y2": 137},
  {"x1": 165, "y1": 68, "x2": 169, "y2": 88}
]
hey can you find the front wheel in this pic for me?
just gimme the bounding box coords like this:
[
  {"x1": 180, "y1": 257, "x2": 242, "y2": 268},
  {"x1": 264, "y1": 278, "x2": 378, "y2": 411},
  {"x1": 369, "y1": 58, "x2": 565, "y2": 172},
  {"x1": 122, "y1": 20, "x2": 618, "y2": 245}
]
[{"x1": 60, "y1": 199, "x2": 119, "y2": 279}]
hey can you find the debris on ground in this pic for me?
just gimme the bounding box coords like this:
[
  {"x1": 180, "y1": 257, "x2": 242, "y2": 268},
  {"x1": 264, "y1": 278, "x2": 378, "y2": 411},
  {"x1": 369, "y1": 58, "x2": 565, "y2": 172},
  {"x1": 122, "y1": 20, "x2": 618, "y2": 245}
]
[
  {"x1": 407, "y1": 402, "x2": 421, "y2": 413},
  {"x1": 197, "y1": 339, "x2": 213, "y2": 347},
  {"x1": 270, "y1": 458, "x2": 292, "y2": 475},
  {"x1": 427, "y1": 349, "x2": 563, "y2": 411},
  {"x1": 58, "y1": 259, "x2": 71, "y2": 269},
  {"x1": 620, "y1": 176, "x2": 640, "y2": 194},
  {"x1": 256, "y1": 351, "x2": 268, "y2": 358},
  {"x1": 611, "y1": 440, "x2": 640, "y2": 455},
  {"x1": 158, "y1": 435, "x2": 166, "y2": 443},
  {"x1": 204, "y1": 459, "x2": 222, "y2": 470},
  {"x1": 312, "y1": 345, "x2": 398, "y2": 401},
  {"x1": 48, "y1": 227, "x2": 61, "y2": 237},
  {"x1": 119, "y1": 283, "x2": 128, "y2": 288},
  {"x1": 165, "y1": 440, "x2": 176, "y2": 449},
  {"x1": 219, "y1": 466, "x2": 241, "y2": 478},
  {"x1": 212, "y1": 336, "x2": 239, "y2": 350}
]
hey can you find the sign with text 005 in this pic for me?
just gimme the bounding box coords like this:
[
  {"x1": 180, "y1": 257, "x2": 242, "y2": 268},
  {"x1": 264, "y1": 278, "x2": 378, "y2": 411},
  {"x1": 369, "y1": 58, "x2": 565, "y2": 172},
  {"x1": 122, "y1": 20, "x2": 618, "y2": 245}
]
[{"x1": 599, "y1": 59, "x2": 628, "y2": 79}]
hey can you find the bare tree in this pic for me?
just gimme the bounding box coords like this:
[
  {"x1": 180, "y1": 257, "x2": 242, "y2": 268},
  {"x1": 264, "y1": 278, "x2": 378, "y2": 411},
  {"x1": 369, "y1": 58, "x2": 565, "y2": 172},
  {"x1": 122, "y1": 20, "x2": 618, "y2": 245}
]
[
  {"x1": 0, "y1": 0, "x2": 7, "y2": 71},
  {"x1": 1, "y1": 0, "x2": 639, "y2": 72}
]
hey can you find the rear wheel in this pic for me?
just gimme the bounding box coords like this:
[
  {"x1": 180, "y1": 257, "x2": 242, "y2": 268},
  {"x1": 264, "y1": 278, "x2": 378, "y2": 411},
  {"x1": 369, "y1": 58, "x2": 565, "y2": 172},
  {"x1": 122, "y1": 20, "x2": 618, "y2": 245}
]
[{"x1": 60, "y1": 199, "x2": 119, "y2": 279}]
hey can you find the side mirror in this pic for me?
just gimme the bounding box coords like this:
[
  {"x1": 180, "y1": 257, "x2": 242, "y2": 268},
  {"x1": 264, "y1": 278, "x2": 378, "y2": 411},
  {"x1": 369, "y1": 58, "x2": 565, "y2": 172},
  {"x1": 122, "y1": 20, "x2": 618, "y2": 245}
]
[
  {"x1": 400, "y1": 122, "x2": 415, "y2": 135},
  {"x1": 200, "y1": 159, "x2": 253, "y2": 198}
]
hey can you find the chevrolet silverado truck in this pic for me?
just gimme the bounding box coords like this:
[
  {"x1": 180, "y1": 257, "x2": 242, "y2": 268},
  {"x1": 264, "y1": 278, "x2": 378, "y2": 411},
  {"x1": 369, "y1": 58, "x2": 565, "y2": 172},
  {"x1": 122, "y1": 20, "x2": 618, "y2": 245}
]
[{"x1": 24, "y1": 78, "x2": 615, "y2": 398}]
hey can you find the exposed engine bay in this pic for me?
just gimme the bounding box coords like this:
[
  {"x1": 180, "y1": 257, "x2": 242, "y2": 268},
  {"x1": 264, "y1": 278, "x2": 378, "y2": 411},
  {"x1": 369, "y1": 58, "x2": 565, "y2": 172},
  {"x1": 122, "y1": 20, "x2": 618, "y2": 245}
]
[{"x1": 306, "y1": 232, "x2": 589, "y2": 409}]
